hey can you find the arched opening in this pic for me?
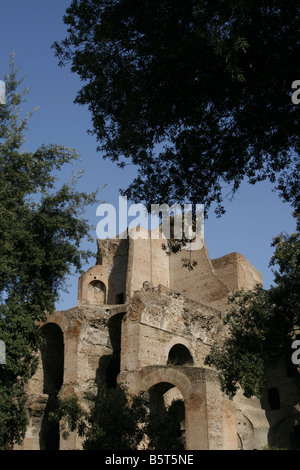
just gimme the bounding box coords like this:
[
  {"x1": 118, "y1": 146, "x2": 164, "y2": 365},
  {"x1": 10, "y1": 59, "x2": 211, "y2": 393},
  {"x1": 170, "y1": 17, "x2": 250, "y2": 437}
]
[
  {"x1": 87, "y1": 280, "x2": 106, "y2": 304},
  {"x1": 39, "y1": 323, "x2": 64, "y2": 450},
  {"x1": 167, "y1": 344, "x2": 193, "y2": 366},
  {"x1": 96, "y1": 312, "x2": 126, "y2": 390},
  {"x1": 148, "y1": 382, "x2": 185, "y2": 450},
  {"x1": 268, "y1": 387, "x2": 280, "y2": 410},
  {"x1": 141, "y1": 367, "x2": 207, "y2": 450},
  {"x1": 106, "y1": 312, "x2": 126, "y2": 388}
]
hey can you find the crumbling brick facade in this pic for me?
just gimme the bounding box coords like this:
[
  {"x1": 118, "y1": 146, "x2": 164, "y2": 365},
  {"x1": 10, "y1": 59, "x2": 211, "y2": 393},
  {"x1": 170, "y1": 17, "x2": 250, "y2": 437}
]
[{"x1": 16, "y1": 232, "x2": 300, "y2": 450}]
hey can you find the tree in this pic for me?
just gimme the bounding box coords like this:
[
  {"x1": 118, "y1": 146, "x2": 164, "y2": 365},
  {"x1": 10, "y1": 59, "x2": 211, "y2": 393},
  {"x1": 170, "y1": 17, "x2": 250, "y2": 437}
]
[
  {"x1": 53, "y1": 0, "x2": 300, "y2": 215},
  {"x1": 147, "y1": 398, "x2": 185, "y2": 450},
  {"x1": 51, "y1": 386, "x2": 149, "y2": 450},
  {"x1": 205, "y1": 210, "x2": 300, "y2": 398},
  {"x1": 50, "y1": 383, "x2": 184, "y2": 450},
  {"x1": 0, "y1": 55, "x2": 97, "y2": 450}
]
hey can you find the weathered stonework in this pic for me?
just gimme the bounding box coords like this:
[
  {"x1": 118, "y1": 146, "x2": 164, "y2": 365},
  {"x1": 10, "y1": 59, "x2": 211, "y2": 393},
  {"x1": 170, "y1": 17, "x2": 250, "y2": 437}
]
[{"x1": 15, "y1": 232, "x2": 300, "y2": 450}]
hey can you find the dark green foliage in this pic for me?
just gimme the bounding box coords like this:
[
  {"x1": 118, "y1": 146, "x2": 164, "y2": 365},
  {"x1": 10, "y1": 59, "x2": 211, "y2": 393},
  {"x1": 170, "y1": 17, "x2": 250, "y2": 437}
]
[
  {"x1": 52, "y1": 387, "x2": 149, "y2": 450},
  {"x1": 51, "y1": 384, "x2": 184, "y2": 450},
  {"x1": 53, "y1": 0, "x2": 300, "y2": 215},
  {"x1": 82, "y1": 386, "x2": 149, "y2": 450},
  {"x1": 0, "y1": 55, "x2": 97, "y2": 450},
  {"x1": 206, "y1": 211, "x2": 300, "y2": 398},
  {"x1": 147, "y1": 399, "x2": 185, "y2": 450}
]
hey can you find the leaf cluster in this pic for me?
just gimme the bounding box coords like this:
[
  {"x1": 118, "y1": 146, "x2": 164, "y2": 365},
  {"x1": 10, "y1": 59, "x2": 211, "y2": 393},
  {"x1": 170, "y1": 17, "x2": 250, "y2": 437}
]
[
  {"x1": 53, "y1": 0, "x2": 300, "y2": 214},
  {"x1": 51, "y1": 383, "x2": 184, "y2": 450},
  {"x1": 206, "y1": 211, "x2": 300, "y2": 398},
  {"x1": 0, "y1": 55, "x2": 98, "y2": 449}
]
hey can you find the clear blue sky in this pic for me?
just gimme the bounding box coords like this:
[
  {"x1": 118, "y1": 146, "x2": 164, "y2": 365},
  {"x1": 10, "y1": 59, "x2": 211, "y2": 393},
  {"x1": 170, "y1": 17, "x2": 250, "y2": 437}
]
[{"x1": 0, "y1": 1, "x2": 297, "y2": 311}]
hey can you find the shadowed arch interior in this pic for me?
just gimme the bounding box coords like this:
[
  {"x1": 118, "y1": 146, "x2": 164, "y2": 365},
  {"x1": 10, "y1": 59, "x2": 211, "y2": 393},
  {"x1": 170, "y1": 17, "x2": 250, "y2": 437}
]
[
  {"x1": 88, "y1": 279, "x2": 106, "y2": 304},
  {"x1": 167, "y1": 344, "x2": 194, "y2": 366},
  {"x1": 39, "y1": 323, "x2": 64, "y2": 450}
]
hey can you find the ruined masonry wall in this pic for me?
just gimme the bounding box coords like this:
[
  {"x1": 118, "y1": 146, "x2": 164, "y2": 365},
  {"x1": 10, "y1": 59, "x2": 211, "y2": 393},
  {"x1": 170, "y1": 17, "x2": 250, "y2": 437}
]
[{"x1": 18, "y1": 232, "x2": 285, "y2": 451}]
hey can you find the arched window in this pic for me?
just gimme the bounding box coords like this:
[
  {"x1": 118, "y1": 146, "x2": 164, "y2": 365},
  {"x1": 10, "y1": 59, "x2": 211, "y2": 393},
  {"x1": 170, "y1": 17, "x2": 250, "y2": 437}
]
[
  {"x1": 167, "y1": 344, "x2": 194, "y2": 366},
  {"x1": 88, "y1": 280, "x2": 106, "y2": 304}
]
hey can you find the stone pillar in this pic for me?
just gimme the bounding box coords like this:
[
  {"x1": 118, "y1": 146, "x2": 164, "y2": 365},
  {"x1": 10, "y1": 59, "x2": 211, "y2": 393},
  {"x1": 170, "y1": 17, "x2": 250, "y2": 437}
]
[
  {"x1": 205, "y1": 369, "x2": 238, "y2": 450},
  {"x1": 135, "y1": 366, "x2": 238, "y2": 451},
  {"x1": 222, "y1": 398, "x2": 239, "y2": 450},
  {"x1": 185, "y1": 391, "x2": 209, "y2": 450}
]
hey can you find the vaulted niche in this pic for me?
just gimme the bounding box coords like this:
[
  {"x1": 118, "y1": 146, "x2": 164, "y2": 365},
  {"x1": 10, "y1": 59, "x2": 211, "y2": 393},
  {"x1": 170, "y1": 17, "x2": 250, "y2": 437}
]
[
  {"x1": 39, "y1": 323, "x2": 64, "y2": 450},
  {"x1": 167, "y1": 344, "x2": 194, "y2": 366},
  {"x1": 88, "y1": 280, "x2": 106, "y2": 305}
]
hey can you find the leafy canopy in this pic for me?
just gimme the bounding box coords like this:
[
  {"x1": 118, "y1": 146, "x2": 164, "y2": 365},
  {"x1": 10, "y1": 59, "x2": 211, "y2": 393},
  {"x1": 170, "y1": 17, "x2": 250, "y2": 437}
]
[
  {"x1": 0, "y1": 55, "x2": 98, "y2": 450},
  {"x1": 206, "y1": 211, "x2": 300, "y2": 398},
  {"x1": 50, "y1": 383, "x2": 184, "y2": 450},
  {"x1": 53, "y1": 0, "x2": 300, "y2": 215}
]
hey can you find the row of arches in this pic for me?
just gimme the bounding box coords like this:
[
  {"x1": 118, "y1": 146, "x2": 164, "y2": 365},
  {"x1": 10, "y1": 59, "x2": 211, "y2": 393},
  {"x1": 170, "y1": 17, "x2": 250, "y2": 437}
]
[
  {"x1": 39, "y1": 322, "x2": 300, "y2": 450},
  {"x1": 37, "y1": 321, "x2": 194, "y2": 450},
  {"x1": 39, "y1": 322, "x2": 195, "y2": 395}
]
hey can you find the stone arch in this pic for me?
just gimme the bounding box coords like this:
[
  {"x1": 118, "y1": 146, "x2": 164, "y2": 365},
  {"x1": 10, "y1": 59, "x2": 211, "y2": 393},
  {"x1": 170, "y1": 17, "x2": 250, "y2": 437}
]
[
  {"x1": 148, "y1": 381, "x2": 186, "y2": 449},
  {"x1": 141, "y1": 368, "x2": 194, "y2": 401},
  {"x1": 87, "y1": 279, "x2": 106, "y2": 304},
  {"x1": 167, "y1": 344, "x2": 194, "y2": 366},
  {"x1": 140, "y1": 367, "x2": 208, "y2": 450}
]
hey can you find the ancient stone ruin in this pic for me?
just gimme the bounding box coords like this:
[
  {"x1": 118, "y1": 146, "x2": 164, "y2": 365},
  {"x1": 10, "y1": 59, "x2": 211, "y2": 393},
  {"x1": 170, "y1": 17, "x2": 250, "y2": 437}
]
[{"x1": 16, "y1": 230, "x2": 300, "y2": 450}]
